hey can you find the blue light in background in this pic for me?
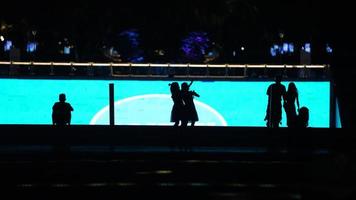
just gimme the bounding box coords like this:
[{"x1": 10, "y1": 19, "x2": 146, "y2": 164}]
[
  {"x1": 26, "y1": 42, "x2": 37, "y2": 53},
  {"x1": 0, "y1": 79, "x2": 330, "y2": 127},
  {"x1": 64, "y1": 46, "x2": 71, "y2": 54},
  {"x1": 326, "y1": 44, "x2": 333, "y2": 54},
  {"x1": 270, "y1": 43, "x2": 294, "y2": 56},
  {"x1": 282, "y1": 43, "x2": 289, "y2": 52},
  {"x1": 4, "y1": 40, "x2": 12, "y2": 51},
  {"x1": 304, "y1": 43, "x2": 311, "y2": 53},
  {"x1": 270, "y1": 47, "x2": 277, "y2": 57},
  {"x1": 116, "y1": 29, "x2": 144, "y2": 63},
  {"x1": 279, "y1": 46, "x2": 285, "y2": 55},
  {"x1": 288, "y1": 43, "x2": 294, "y2": 53},
  {"x1": 181, "y1": 32, "x2": 210, "y2": 62}
]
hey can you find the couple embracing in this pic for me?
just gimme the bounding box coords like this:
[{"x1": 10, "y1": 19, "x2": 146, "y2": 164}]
[{"x1": 169, "y1": 81, "x2": 200, "y2": 127}]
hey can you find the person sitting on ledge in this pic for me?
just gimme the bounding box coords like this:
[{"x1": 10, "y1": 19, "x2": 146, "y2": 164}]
[
  {"x1": 52, "y1": 93, "x2": 74, "y2": 126},
  {"x1": 295, "y1": 107, "x2": 309, "y2": 128}
]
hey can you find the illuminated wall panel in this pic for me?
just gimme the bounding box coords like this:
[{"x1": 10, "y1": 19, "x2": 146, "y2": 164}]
[{"x1": 0, "y1": 79, "x2": 330, "y2": 127}]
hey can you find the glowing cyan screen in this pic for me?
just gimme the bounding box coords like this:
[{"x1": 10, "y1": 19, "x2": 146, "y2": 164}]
[{"x1": 0, "y1": 78, "x2": 330, "y2": 127}]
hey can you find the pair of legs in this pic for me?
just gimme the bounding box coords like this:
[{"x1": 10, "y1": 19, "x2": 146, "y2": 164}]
[
  {"x1": 174, "y1": 120, "x2": 195, "y2": 127},
  {"x1": 267, "y1": 120, "x2": 281, "y2": 128},
  {"x1": 266, "y1": 108, "x2": 282, "y2": 128},
  {"x1": 181, "y1": 121, "x2": 195, "y2": 127}
]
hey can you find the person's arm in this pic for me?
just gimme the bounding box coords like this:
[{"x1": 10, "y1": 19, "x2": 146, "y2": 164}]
[
  {"x1": 52, "y1": 113, "x2": 55, "y2": 125},
  {"x1": 188, "y1": 80, "x2": 194, "y2": 88},
  {"x1": 67, "y1": 104, "x2": 73, "y2": 125},
  {"x1": 267, "y1": 85, "x2": 271, "y2": 96},
  {"x1": 66, "y1": 103, "x2": 74, "y2": 111},
  {"x1": 192, "y1": 91, "x2": 200, "y2": 97},
  {"x1": 296, "y1": 94, "x2": 300, "y2": 110},
  {"x1": 282, "y1": 86, "x2": 287, "y2": 103},
  {"x1": 52, "y1": 104, "x2": 56, "y2": 125}
]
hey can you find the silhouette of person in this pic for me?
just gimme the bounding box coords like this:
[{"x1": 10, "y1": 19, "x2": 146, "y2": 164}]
[
  {"x1": 181, "y1": 81, "x2": 200, "y2": 127},
  {"x1": 52, "y1": 93, "x2": 74, "y2": 126},
  {"x1": 284, "y1": 82, "x2": 300, "y2": 127},
  {"x1": 265, "y1": 75, "x2": 286, "y2": 128},
  {"x1": 295, "y1": 107, "x2": 309, "y2": 128},
  {"x1": 169, "y1": 82, "x2": 184, "y2": 126}
]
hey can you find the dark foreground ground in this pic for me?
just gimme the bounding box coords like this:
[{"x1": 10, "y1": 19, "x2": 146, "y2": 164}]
[{"x1": 0, "y1": 126, "x2": 355, "y2": 200}]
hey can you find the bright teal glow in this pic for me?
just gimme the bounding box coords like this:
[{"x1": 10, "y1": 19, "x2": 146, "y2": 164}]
[
  {"x1": 336, "y1": 98, "x2": 342, "y2": 128},
  {"x1": 0, "y1": 79, "x2": 330, "y2": 127}
]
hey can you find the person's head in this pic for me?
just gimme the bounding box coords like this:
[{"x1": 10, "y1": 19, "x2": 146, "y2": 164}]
[
  {"x1": 59, "y1": 93, "x2": 66, "y2": 102},
  {"x1": 275, "y1": 75, "x2": 282, "y2": 84},
  {"x1": 298, "y1": 107, "x2": 309, "y2": 128},
  {"x1": 169, "y1": 82, "x2": 180, "y2": 94},
  {"x1": 288, "y1": 82, "x2": 298, "y2": 94},
  {"x1": 181, "y1": 82, "x2": 189, "y2": 92}
]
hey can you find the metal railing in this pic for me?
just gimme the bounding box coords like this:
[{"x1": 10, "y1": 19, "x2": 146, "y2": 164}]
[{"x1": 0, "y1": 61, "x2": 329, "y2": 78}]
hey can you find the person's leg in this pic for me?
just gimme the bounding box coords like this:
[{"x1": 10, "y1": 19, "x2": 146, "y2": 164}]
[
  {"x1": 272, "y1": 120, "x2": 280, "y2": 128},
  {"x1": 191, "y1": 121, "x2": 195, "y2": 126},
  {"x1": 266, "y1": 121, "x2": 270, "y2": 128},
  {"x1": 181, "y1": 120, "x2": 188, "y2": 127}
]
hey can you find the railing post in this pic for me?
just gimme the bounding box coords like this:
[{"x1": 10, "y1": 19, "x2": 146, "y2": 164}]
[
  {"x1": 148, "y1": 63, "x2": 152, "y2": 76},
  {"x1": 87, "y1": 62, "x2": 94, "y2": 76},
  {"x1": 243, "y1": 65, "x2": 247, "y2": 77},
  {"x1": 69, "y1": 62, "x2": 75, "y2": 76},
  {"x1": 8, "y1": 61, "x2": 15, "y2": 76},
  {"x1": 168, "y1": 63, "x2": 174, "y2": 78},
  {"x1": 109, "y1": 83, "x2": 115, "y2": 126},
  {"x1": 50, "y1": 62, "x2": 54, "y2": 75},
  {"x1": 304, "y1": 65, "x2": 308, "y2": 78},
  {"x1": 109, "y1": 62, "x2": 113, "y2": 77},
  {"x1": 29, "y1": 61, "x2": 35, "y2": 75},
  {"x1": 206, "y1": 64, "x2": 209, "y2": 77},
  {"x1": 264, "y1": 65, "x2": 268, "y2": 78},
  {"x1": 283, "y1": 65, "x2": 287, "y2": 78},
  {"x1": 324, "y1": 64, "x2": 330, "y2": 79},
  {"x1": 9, "y1": 60, "x2": 22, "y2": 76},
  {"x1": 187, "y1": 64, "x2": 190, "y2": 77},
  {"x1": 129, "y1": 63, "x2": 132, "y2": 76}
]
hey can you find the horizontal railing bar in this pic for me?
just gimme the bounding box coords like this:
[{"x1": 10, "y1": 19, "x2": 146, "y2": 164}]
[{"x1": 0, "y1": 61, "x2": 327, "y2": 69}]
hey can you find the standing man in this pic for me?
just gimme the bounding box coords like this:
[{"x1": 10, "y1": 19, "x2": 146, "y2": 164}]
[
  {"x1": 265, "y1": 75, "x2": 286, "y2": 128},
  {"x1": 52, "y1": 93, "x2": 74, "y2": 126}
]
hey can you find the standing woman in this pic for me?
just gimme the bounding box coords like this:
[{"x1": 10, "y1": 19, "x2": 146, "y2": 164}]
[
  {"x1": 181, "y1": 81, "x2": 200, "y2": 126},
  {"x1": 284, "y1": 82, "x2": 300, "y2": 127},
  {"x1": 169, "y1": 82, "x2": 183, "y2": 126}
]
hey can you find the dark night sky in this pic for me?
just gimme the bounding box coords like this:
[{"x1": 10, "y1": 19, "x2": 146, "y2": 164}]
[
  {"x1": 1, "y1": 0, "x2": 355, "y2": 56},
  {"x1": 1, "y1": 1, "x2": 352, "y2": 36}
]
